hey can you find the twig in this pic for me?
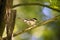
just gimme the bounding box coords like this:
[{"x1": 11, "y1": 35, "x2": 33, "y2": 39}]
[{"x1": 12, "y1": 3, "x2": 60, "y2": 12}]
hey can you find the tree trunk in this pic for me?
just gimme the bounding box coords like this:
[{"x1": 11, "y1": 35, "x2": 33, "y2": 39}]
[
  {"x1": 0, "y1": 0, "x2": 6, "y2": 40},
  {"x1": 6, "y1": 0, "x2": 16, "y2": 40}
]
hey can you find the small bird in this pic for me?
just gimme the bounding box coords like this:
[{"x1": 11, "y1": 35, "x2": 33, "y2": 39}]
[{"x1": 24, "y1": 18, "x2": 37, "y2": 26}]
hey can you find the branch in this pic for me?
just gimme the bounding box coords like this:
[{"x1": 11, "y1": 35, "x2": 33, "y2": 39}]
[
  {"x1": 12, "y1": 3, "x2": 60, "y2": 12},
  {"x1": 13, "y1": 15, "x2": 60, "y2": 37},
  {"x1": 3, "y1": 15, "x2": 60, "y2": 39}
]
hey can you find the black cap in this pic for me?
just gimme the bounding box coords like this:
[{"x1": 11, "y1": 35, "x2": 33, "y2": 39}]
[{"x1": 33, "y1": 18, "x2": 37, "y2": 20}]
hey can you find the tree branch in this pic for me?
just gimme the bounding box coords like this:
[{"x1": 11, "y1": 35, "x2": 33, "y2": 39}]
[
  {"x1": 3, "y1": 15, "x2": 60, "y2": 39},
  {"x1": 13, "y1": 15, "x2": 60, "y2": 37},
  {"x1": 12, "y1": 3, "x2": 60, "y2": 12}
]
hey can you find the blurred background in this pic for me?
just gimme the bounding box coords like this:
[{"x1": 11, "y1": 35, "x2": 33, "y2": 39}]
[{"x1": 3, "y1": 0, "x2": 60, "y2": 40}]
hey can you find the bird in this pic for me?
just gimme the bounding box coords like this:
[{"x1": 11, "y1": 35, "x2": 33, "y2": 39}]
[{"x1": 24, "y1": 18, "x2": 37, "y2": 26}]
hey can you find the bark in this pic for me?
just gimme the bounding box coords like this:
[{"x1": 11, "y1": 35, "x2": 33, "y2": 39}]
[
  {"x1": 6, "y1": 0, "x2": 16, "y2": 40},
  {"x1": 0, "y1": 0, "x2": 6, "y2": 40}
]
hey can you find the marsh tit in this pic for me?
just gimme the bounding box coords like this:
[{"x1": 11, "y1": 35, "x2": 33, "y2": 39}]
[{"x1": 24, "y1": 18, "x2": 37, "y2": 26}]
